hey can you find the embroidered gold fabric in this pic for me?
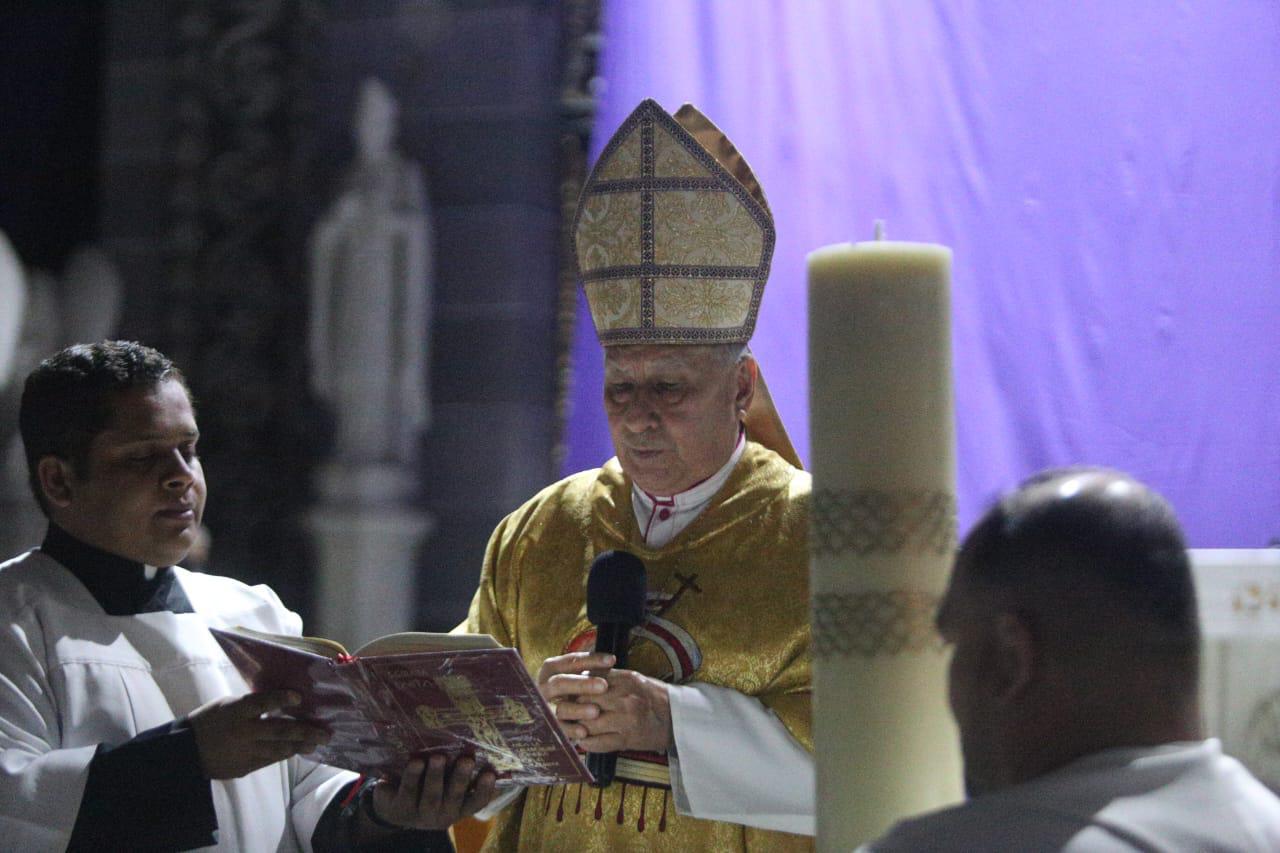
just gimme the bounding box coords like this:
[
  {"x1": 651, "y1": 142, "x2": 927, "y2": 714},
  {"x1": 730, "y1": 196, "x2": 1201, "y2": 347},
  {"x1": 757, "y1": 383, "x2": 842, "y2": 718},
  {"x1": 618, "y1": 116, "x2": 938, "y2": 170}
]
[
  {"x1": 577, "y1": 192, "x2": 643, "y2": 268},
  {"x1": 574, "y1": 99, "x2": 775, "y2": 345},
  {"x1": 671, "y1": 104, "x2": 770, "y2": 213},
  {"x1": 585, "y1": 279, "x2": 641, "y2": 331},
  {"x1": 652, "y1": 191, "x2": 763, "y2": 267},
  {"x1": 465, "y1": 442, "x2": 813, "y2": 851},
  {"x1": 653, "y1": 279, "x2": 754, "y2": 329}
]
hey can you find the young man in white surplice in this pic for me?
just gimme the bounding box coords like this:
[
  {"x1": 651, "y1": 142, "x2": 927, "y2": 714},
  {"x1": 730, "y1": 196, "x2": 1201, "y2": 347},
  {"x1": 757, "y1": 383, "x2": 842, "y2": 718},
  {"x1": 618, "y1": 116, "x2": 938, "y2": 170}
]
[{"x1": 0, "y1": 340, "x2": 495, "y2": 851}]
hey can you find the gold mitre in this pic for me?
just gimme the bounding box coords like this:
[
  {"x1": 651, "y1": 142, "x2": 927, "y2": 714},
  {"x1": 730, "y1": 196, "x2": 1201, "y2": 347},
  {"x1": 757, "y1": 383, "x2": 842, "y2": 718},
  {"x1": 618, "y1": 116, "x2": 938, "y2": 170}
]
[{"x1": 574, "y1": 99, "x2": 775, "y2": 346}]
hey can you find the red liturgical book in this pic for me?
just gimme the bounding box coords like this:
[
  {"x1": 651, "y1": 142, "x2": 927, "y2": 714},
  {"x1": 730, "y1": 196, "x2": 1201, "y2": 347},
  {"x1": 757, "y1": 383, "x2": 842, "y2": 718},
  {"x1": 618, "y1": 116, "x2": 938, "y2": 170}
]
[{"x1": 210, "y1": 626, "x2": 591, "y2": 787}]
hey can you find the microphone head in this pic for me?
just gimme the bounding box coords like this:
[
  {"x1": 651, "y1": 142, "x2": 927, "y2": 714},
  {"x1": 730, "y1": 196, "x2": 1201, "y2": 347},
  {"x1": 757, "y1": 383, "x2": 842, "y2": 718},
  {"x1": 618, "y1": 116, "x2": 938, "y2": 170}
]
[{"x1": 586, "y1": 550, "x2": 647, "y2": 627}]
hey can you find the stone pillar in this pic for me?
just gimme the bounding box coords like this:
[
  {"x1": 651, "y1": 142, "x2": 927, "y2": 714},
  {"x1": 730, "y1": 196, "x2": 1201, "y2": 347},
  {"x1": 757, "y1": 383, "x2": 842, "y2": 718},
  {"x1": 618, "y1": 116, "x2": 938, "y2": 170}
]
[{"x1": 308, "y1": 465, "x2": 434, "y2": 647}]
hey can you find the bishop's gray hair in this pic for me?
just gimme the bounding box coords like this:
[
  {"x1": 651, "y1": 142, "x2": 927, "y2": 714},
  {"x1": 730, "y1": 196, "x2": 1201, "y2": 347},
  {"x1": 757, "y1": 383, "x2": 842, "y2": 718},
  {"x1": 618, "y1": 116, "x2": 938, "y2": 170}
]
[{"x1": 710, "y1": 343, "x2": 752, "y2": 368}]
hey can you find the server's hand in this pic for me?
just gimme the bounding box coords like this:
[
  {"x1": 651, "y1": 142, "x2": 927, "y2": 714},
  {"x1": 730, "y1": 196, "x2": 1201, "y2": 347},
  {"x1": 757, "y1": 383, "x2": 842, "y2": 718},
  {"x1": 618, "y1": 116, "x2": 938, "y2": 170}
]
[
  {"x1": 369, "y1": 755, "x2": 497, "y2": 830},
  {"x1": 188, "y1": 690, "x2": 330, "y2": 779}
]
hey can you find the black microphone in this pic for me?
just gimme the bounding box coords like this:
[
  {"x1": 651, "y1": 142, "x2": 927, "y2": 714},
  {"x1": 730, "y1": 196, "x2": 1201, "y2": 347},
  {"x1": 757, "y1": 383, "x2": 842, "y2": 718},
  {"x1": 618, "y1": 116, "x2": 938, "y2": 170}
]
[{"x1": 585, "y1": 549, "x2": 647, "y2": 787}]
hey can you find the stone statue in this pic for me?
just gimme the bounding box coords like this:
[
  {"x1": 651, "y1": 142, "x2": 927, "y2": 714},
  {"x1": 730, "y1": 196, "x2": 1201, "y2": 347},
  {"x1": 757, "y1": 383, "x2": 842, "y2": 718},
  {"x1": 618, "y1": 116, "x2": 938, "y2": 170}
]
[
  {"x1": 0, "y1": 241, "x2": 123, "y2": 556},
  {"x1": 309, "y1": 77, "x2": 433, "y2": 469},
  {"x1": 0, "y1": 230, "x2": 25, "y2": 390},
  {"x1": 0, "y1": 243, "x2": 122, "y2": 450}
]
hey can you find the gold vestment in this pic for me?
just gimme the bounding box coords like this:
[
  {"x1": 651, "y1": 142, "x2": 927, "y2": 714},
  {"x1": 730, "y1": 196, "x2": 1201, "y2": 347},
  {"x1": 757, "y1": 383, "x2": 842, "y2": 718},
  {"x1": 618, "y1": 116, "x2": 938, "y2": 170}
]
[{"x1": 465, "y1": 441, "x2": 813, "y2": 852}]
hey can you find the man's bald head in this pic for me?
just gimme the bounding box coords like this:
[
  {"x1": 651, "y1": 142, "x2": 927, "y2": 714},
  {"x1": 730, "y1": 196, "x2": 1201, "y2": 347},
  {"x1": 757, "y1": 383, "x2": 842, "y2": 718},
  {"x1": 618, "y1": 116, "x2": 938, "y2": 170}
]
[
  {"x1": 939, "y1": 467, "x2": 1201, "y2": 793},
  {"x1": 949, "y1": 467, "x2": 1198, "y2": 663}
]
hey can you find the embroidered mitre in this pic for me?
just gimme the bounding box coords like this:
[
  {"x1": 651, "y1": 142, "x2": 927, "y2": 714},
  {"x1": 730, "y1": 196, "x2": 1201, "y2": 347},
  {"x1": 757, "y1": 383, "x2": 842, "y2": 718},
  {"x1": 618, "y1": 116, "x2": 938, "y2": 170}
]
[{"x1": 574, "y1": 99, "x2": 775, "y2": 345}]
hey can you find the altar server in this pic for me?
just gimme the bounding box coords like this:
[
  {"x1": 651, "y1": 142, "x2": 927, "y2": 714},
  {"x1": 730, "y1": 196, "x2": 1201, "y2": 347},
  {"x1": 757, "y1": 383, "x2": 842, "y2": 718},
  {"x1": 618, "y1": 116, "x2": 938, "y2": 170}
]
[
  {"x1": 863, "y1": 467, "x2": 1280, "y2": 852},
  {"x1": 0, "y1": 340, "x2": 493, "y2": 851}
]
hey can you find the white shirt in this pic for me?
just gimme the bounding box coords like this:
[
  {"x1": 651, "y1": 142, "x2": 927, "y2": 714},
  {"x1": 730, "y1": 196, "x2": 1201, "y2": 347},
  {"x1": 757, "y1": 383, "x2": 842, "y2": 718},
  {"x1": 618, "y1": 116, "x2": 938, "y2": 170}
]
[
  {"x1": 630, "y1": 432, "x2": 747, "y2": 550},
  {"x1": 0, "y1": 550, "x2": 356, "y2": 852},
  {"x1": 861, "y1": 739, "x2": 1280, "y2": 852}
]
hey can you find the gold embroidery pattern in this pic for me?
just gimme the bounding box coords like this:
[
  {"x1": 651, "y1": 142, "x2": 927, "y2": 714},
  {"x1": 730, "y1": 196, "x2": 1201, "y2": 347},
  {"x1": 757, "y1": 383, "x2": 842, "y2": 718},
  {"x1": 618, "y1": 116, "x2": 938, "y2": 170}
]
[
  {"x1": 812, "y1": 488, "x2": 956, "y2": 556},
  {"x1": 653, "y1": 191, "x2": 763, "y2": 267},
  {"x1": 585, "y1": 279, "x2": 641, "y2": 330},
  {"x1": 813, "y1": 590, "x2": 944, "y2": 657},
  {"x1": 595, "y1": 127, "x2": 642, "y2": 181},
  {"x1": 572, "y1": 99, "x2": 775, "y2": 344},
  {"x1": 413, "y1": 674, "x2": 534, "y2": 772},
  {"x1": 654, "y1": 279, "x2": 753, "y2": 329},
  {"x1": 576, "y1": 192, "x2": 642, "y2": 271},
  {"x1": 653, "y1": 126, "x2": 706, "y2": 177}
]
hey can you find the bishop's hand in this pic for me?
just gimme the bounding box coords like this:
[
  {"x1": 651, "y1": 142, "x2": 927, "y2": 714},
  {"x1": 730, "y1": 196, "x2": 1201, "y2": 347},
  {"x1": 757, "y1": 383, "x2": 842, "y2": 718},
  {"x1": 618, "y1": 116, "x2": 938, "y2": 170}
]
[
  {"x1": 537, "y1": 652, "x2": 673, "y2": 754},
  {"x1": 537, "y1": 651, "x2": 612, "y2": 736}
]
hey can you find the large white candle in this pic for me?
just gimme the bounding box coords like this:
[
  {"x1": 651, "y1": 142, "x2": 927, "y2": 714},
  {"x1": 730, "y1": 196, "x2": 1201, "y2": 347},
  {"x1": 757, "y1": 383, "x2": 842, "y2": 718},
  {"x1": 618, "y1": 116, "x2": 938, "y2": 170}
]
[{"x1": 808, "y1": 229, "x2": 963, "y2": 849}]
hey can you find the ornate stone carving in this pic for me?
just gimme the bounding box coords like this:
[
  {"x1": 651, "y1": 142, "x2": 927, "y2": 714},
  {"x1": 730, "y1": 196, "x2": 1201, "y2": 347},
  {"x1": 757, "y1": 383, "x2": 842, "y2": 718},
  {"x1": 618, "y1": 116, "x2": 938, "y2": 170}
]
[
  {"x1": 552, "y1": 0, "x2": 602, "y2": 472},
  {"x1": 166, "y1": 0, "x2": 324, "y2": 607}
]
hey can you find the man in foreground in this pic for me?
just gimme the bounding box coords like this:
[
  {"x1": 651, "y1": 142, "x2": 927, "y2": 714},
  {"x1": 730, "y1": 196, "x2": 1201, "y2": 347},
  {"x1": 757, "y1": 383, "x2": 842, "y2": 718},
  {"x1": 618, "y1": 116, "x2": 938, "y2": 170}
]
[
  {"x1": 463, "y1": 99, "x2": 814, "y2": 849},
  {"x1": 864, "y1": 467, "x2": 1280, "y2": 851},
  {"x1": 0, "y1": 340, "x2": 494, "y2": 850}
]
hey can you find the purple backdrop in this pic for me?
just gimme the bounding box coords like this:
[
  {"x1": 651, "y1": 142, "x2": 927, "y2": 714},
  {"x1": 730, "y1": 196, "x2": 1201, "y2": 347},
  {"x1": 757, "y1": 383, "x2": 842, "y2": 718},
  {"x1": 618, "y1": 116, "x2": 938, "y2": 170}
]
[{"x1": 562, "y1": 1, "x2": 1280, "y2": 547}]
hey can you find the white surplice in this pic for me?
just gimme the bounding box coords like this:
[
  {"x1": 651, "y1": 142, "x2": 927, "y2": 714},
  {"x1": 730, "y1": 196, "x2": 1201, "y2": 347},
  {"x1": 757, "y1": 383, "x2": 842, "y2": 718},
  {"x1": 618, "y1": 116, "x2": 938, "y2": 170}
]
[
  {"x1": 0, "y1": 550, "x2": 357, "y2": 852},
  {"x1": 862, "y1": 739, "x2": 1280, "y2": 852}
]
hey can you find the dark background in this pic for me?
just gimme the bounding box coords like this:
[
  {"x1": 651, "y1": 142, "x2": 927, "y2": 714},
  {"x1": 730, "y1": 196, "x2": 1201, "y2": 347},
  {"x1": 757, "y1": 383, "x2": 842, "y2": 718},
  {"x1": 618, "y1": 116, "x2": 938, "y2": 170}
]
[{"x1": 0, "y1": 0, "x2": 600, "y2": 630}]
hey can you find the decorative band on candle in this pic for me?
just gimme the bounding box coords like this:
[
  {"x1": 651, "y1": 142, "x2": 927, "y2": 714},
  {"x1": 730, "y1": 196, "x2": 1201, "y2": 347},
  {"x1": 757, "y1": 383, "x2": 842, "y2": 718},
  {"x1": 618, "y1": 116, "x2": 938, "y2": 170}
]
[
  {"x1": 812, "y1": 489, "x2": 957, "y2": 557},
  {"x1": 813, "y1": 590, "x2": 944, "y2": 658}
]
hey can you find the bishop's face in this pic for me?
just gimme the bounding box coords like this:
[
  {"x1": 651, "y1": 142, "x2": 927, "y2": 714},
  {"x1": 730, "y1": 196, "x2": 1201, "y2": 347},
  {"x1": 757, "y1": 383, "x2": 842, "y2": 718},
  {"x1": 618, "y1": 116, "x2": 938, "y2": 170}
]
[
  {"x1": 603, "y1": 345, "x2": 748, "y2": 496},
  {"x1": 44, "y1": 379, "x2": 207, "y2": 568}
]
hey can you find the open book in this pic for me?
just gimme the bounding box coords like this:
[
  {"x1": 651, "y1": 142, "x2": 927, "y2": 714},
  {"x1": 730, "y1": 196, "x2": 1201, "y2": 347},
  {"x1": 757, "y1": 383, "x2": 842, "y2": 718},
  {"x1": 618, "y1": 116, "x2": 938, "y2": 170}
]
[{"x1": 210, "y1": 626, "x2": 591, "y2": 787}]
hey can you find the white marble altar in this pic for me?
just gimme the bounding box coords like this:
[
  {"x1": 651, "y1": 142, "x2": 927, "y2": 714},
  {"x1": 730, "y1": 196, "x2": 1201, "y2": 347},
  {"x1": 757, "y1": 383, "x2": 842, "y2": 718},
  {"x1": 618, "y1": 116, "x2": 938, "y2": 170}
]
[{"x1": 1193, "y1": 548, "x2": 1280, "y2": 793}]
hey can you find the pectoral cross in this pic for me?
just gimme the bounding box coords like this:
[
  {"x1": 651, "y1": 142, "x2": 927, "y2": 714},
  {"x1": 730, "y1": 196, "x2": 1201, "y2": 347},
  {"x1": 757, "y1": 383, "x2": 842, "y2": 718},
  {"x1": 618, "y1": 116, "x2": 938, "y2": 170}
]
[
  {"x1": 654, "y1": 571, "x2": 702, "y2": 619},
  {"x1": 415, "y1": 675, "x2": 534, "y2": 771}
]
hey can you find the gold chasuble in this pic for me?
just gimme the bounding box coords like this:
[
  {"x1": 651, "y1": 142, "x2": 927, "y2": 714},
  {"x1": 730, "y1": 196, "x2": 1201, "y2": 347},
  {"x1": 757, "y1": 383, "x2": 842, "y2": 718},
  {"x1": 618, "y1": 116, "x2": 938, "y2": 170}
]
[{"x1": 465, "y1": 441, "x2": 812, "y2": 852}]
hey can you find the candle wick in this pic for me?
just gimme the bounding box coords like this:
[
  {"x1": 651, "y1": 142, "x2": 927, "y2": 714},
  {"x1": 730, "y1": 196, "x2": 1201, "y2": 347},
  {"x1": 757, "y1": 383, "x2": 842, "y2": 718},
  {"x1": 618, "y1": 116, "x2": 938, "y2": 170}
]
[{"x1": 873, "y1": 219, "x2": 886, "y2": 241}]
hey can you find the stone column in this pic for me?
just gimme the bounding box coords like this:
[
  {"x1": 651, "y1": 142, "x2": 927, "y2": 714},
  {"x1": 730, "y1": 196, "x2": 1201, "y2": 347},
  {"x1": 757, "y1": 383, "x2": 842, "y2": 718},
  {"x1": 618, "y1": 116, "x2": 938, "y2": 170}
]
[{"x1": 308, "y1": 465, "x2": 434, "y2": 647}]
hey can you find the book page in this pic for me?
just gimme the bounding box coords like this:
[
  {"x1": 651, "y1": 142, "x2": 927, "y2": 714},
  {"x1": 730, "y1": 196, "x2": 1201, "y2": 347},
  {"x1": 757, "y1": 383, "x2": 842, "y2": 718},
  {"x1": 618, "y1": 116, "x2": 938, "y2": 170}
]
[
  {"x1": 225, "y1": 625, "x2": 350, "y2": 658},
  {"x1": 357, "y1": 632, "x2": 501, "y2": 657}
]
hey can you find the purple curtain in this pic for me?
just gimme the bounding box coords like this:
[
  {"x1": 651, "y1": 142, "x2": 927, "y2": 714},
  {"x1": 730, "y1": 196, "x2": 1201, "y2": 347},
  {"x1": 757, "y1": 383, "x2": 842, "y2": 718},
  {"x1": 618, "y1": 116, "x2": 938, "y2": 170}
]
[{"x1": 563, "y1": 0, "x2": 1280, "y2": 547}]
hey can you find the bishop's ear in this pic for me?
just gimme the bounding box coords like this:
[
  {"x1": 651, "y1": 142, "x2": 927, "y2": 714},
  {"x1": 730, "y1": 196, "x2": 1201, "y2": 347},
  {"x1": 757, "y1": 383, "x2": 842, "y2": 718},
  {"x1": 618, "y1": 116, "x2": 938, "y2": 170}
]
[
  {"x1": 734, "y1": 356, "x2": 757, "y2": 414},
  {"x1": 36, "y1": 456, "x2": 77, "y2": 509},
  {"x1": 990, "y1": 611, "x2": 1037, "y2": 702}
]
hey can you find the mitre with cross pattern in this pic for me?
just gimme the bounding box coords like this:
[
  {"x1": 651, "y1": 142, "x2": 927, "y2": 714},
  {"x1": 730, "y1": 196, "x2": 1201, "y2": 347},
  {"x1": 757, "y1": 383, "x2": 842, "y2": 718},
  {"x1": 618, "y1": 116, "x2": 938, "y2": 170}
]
[{"x1": 573, "y1": 98, "x2": 775, "y2": 346}]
